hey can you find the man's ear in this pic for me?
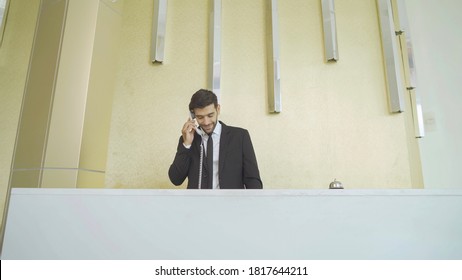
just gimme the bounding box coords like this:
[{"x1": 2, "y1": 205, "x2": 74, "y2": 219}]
[{"x1": 216, "y1": 104, "x2": 221, "y2": 114}]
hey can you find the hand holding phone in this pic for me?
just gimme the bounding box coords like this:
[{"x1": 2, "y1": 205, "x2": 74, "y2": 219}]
[
  {"x1": 182, "y1": 112, "x2": 203, "y2": 146},
  {"x1": 189, "y1": 112, "x2": 205, "y2": 136}
]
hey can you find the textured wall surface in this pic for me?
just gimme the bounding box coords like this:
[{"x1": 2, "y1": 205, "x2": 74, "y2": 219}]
[{"x1": 105, "y1": 0, "x2": 417, "y2": 189}]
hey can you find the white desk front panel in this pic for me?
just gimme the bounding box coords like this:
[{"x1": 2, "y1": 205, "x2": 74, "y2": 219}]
[{"x1": 2, "y1": 188, "x2": 462, "y2": 259}]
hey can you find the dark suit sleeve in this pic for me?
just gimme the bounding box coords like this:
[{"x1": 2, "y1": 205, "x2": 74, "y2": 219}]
[
  {"x1": 242, "y1": 130, "x2": 263, "y2": 189},
  {"x1": 168, "y1": 137, "x2": 191, "y2": 186}
]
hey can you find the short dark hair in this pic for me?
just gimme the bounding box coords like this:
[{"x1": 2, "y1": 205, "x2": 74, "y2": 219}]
[{"x1": 189, "y1": 89, "x2": 218, "y2": 111}]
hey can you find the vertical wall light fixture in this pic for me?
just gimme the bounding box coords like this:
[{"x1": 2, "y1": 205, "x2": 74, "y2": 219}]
[
  {"x1": 209, "y1": 0, "x2": 222, "y2": 101},
  {"x1": 377, "y1": 0, "x2": 405, "y2": 113},
  {"x1": 395, "y1": 0, "x2": 424, "y2": 137},
  {"x1": 268, "y1": 0, "x2": 281, "y2": 113},
  {"x1": 321, "y1": 0, "x2": 339, "y2": 62},
  {"x1": 395, "y1": 0, "x2": 416, "y2": 88},
  {"x1": 151, "y1": 0, "x2": 168, "y2": 63}
]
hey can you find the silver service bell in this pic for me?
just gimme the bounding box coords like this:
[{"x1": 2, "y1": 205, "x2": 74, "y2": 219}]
[{"x1": 329, "y1": 179, "x2": 344, "y2": 189}]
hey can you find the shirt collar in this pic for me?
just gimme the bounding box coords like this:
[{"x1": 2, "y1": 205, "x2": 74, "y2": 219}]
[
  {"x1": 201, "y1": 121, "x2": 222, "y2": 140},
  {"x1": 213, "y1": 121, "x2": 222, "y2": 136}
]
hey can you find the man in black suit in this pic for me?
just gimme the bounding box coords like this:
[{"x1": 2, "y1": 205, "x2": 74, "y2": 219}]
[{"x1": 169, "y1": 89, "x2": 263, "y2": 189}]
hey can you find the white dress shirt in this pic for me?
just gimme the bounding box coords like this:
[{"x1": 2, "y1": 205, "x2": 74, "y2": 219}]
[{"x1": 183, "y1": 121, "x2": 222, "y2": 189}]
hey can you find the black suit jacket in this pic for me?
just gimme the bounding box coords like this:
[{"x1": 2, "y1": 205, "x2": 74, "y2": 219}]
[{"x1": 168, "y1": 121, "x2": 263, "y2": 189}]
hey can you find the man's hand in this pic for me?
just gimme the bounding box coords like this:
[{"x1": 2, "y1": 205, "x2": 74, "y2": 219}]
[{"x1": 182, "y1": 117, "x2": 197, "y2": 146}]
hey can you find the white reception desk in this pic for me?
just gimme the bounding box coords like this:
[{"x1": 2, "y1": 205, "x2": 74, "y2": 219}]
[{"x1": 1, "y1": 188, "x2": 461, "y2": 259}]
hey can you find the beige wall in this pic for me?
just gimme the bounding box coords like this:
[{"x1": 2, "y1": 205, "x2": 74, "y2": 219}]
[
  {"x1": 11, "y1": 0, "x2": 69, "y2": 189},
  {"x1": 40, "y1": 0, "x2": 122, "y2": 188},
  {"x1": 77, "y1": 0, "x2": 123, "y2": 188},
  {"x1": 0, "y1": 0, "x2": 40, "y2": 227},
  {"x1": 105, "y1": 0, "x2": 422, "y2": 189},
  {"x1": 7, "y1": 0, "x2": 121, "y2": 191}
]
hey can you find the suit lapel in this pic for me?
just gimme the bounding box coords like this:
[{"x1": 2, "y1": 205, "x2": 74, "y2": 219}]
[{"x1": 219, "y1": 121, "x2": 229, "y2": 174}]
